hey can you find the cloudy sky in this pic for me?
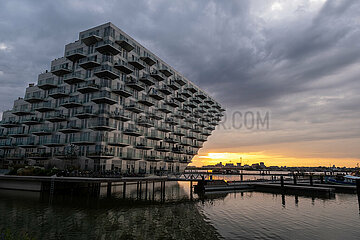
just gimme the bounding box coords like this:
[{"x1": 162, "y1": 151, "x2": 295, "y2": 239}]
[{"x1": 0, "y1": 0, "x2": 359, "y2": 167}]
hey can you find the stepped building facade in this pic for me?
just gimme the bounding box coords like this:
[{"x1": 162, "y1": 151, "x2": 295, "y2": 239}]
[{"x1": 0, "y1": 22, "x2": 224, "y2": 174}]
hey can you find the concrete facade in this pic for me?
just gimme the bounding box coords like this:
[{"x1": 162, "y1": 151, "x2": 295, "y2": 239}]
[{"x1": 0, "y1": 22, "x2": 224, "y2": 174}]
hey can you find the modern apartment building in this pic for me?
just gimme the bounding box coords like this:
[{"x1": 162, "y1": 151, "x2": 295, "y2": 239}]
[{"x1": 0, "y1": 22, "x2": 224, "y2": 174}]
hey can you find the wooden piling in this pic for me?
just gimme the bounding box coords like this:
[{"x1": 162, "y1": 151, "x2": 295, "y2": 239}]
[
  {"x1": 145, "y1": 181, "x2": 148, "y2": 200},
  {"x1": 310, "y1": 175, "x2": 313, "y2": 186},
  {"x1": 320, "y1": 175, "x2": 324, "y2": 184},
  {"x1": 293, "y1": 174, "x2": 297, "y2": 185},
  {"x1": 280, "y1": 176, "x2": 284, "y2": 189},
  {"x1": 123, "y1": 182, "x2": 126, "y2": 199},
  {"x1": 107, "y1": 182, "x2": 112, "y2": 198}
]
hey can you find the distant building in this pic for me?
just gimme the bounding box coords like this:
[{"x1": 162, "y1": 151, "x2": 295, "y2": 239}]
[
  {"x1": 225, "y1": 163, "x2": 234, "y2": 167},
  {"x1": 259, "y1": 162, "x2": 266, "y2": 169},
  {"x1": 236, "y1": 163, "x2": 242, "y2": 167},
  {"x1": 251, "y1": 163, "x2": 260, "y2": 169},
  {"x1": 215, "y1": 162, "x2": 224, "y2": 167}
]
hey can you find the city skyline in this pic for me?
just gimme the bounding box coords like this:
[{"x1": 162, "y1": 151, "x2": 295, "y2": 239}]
[{"x1": 0, "y1": 0, "x2": 359, "y2": 167}]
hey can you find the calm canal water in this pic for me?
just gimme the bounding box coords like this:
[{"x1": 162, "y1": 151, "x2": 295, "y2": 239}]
[{"x1": 0, "y1": 181, "x2": 360, "y2": 240}]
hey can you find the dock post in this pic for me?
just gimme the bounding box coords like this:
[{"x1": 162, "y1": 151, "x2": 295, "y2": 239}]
[
  {"x1": 280, "y1": 176, "x2": 284, "y2": 189},
  {"x1": 152, "y1": 181, "x2": 155, "y2": 200},
  {"x1": 123, "y1": 182, "x2": 126, "y2": 199},
  {"x1": 162, "y1": 181, "x2": 166, "y2": 200},
  {"x1": 320, "y1": 175, "x2": 324, "y2": 184},
  {"x1": 293, "y1": 174, "x2": 297, "y2": 185},
  {"x1": 107, "y1": 182, "x2": 112, "y2": 198},
  {"x1": 145, "y1": 181, "x2": 148, "y2": 200},
  {"x1": 356, "y1": 179, "x2": 360, "y2": 196},
  {"x1": 137, "y1": 181, "x2": 140, "y2": 199},
  {"x1": 240, "y1": 174, "x2": 243, "y2": 182},
  {"x1": 310, "y1": 175, "x2": 313, "y2": 186}
]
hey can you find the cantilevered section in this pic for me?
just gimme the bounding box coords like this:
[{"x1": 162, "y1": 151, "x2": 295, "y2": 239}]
[{"x1": 0, "y1": 22, "x2": 224, "y2": 174}]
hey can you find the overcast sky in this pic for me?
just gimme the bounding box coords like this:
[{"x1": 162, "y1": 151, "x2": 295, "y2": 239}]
[{"x1": 0, "y1": 0, "x2": 359, "y2": 166}]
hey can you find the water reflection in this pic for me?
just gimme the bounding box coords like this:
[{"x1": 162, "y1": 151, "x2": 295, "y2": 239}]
[{"x1": 1, "y1": 182, "x2": 360, "y2": 240}]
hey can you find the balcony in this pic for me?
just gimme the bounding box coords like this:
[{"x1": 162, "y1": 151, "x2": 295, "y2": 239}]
[
  {"x1": 173, "y1": 129, "x2": 185, "y2": 136},
  {"x1": 19, "y1": 139, "x2": 38, "y2": 148},
  {"x1": 205, "y1": 99, "x2": 215, "y2": 105},
  {"x1": 30, "y1": 128, "x2": 53, "y2": 136},
  {"x1": 35, "y1": 102, "x2": 54, "y2": 112},
  {"x1": 38, "y1": 78, "x2": 57, "y2": 90},
  {"x1": 63, "y1": 72, "x2": 85, "y2": 84},
  {"x1": 192, "y1": 127, "x2": 201, "y2": 133},
  {"x1": 92, "y1": 91, "x2": 118, "y2": 105},
  {"x1": 0, "y1": 120, "x2": 20, "y2": 128},
  {"x1": 65, "y1": 48, "x2": 86, "y2": 62},
  {"x1": 158, "y1": 104, "x2": 172, "y2": 114},
  {"x1": 174, "y1": 77, "x2": 186, "y2": 86},
  {"x1": 58, "y1": 124, "x2": 82, "y2": 134},
  {"x1": 43, "y1": 138, "x2": 65, "y2": 147},
  {"x1": 167, "y1": 80, "x2": 179, "y2": 90},
  {"x1": 77, "y1": 82, "x2": 100, "y2": 94},
  {"x1": 139, "y1": 53, "x2": 155, "y2": 65},
  {"x1": 95, "y1": 40, "x2": 121, "y2": 55},
  {"x1": 79, "y1": 56, "x2": 101, "y2": 69},
  {"x1": 74, "y1": 108, "x2": 96, "y2": 119},
  {"x1": 202, "y1": 130, "x2": 211, "y2": 136},
  {"x1": 180, "y1": 123, "x2": 192, "y2": 130},
  {"x1": 180, "y1": 90, "x2": 192, "y2": 98},
  {"x1": 114, "y1": 61, "x2": 134, "y2": 74},
  {"x1": 180, "y1": 106, "x2": 192, "y2": 113},
  {"x1": 125, "y1": 78, "x2": 145, "y2": 91},
  {"x1": 164, "y1": 156, "x2": 174, "y2": 162},
  {"x1": 150, "y1": 70, "x2": 165, "y2": 81},
  {"x1": 110, "y1": 111, "x2": 131, "y2": 122},
  {"x1": 94, "y1": 64, "x2": 119, "y2": 79},
  {"x1": 147, "y1": 110, "x2": 163, "y2": 120},
  {"x1": 13, "y1": 108, "x2": 32, "y2": 116},
  {"x1": 159, "y1": 67, "x2": 173, "y2": 77},
  {"x1": 185, "y1": 117, "x2": 197, "y2": 124},
  {"x1": 149, "y1": 89, "x2": 164, "y2": 100},
  {"x1": 51, "y1": 65, "x2": 72, "y2": 77},
  {"x1": 22, "y1": 117, "x2": 44, "y2": 125},
  {"x1": 146, "y1": 132, "x2": 162, "y2": 141},
  {"x1": 164, "y1": 137, "x2": 178, "y2": 144},
  {"x1": 136, "y1": 118, "x2": 154, "y2": 128},
  {"x1": 123, "y1": 127, "x2": 141, "y2": 137},
  {"x1": 200, "y1": 103, "x2": 210, "y2": 109},
  {"x1": 125, "y1": 103, "x2": 143, "y2": 113},
  {"x1": 179, "y1": 140, "x2": 191, "y2": 146},
  {"x1": 185, "y1": 102, "x2": 197, "y2": 108},
  {"x1": 196, "y1": 92, "x2": 207, "y2": 99},
  {"x1": 174, "y1": 94, "x2": 186, "y2": 102},
  {"x1": 172, "y1": 147, "x2": 185, "y2": 154},
  {"x1": 112, "y1": 85, "x2": 132, "y2": 98},
  {"x1": 155, "y1": 146, "x2": 170, "y2": 152},
  {"x1": 81, "y1": 32, "x2": 102, "y2": 46},
  {"x1": 145, "y1": 155, "x2": 162, "y2": 162},
  {"x1": 49, "y1": 88, "x2": 69, "y2": 99},
  {"x1": 197, "y1": 136, "x2": 207, "y2": 142},
  {"x1": 206, "y1": 126, "x2": 215, "y2": 131},
  {"x1": 209, "y1": 108, "x2": 217, "y2": 113},
  {"x1": 115, "y1": 37, "x2": 134, "y2": 52},
  {"x1": 186, "y1": 150, "x2": 197, "y2": 156},
  {"x1": 186, "y1": 133, "x2": 197, "y2": 139},
  {"x1": 159, "y1": 85, "x2": 173, "y2": 95},
  {"x1": 0, "y1": 140, "x2": 16, "y2": 149},
  {"x1": 192, "y1": 142, "x2": 202, "y2": 148},
  {"x1": 135, "y1": 142, "x2": 153, "y2": 150},
  {"x1": 90, "y1": 119, "x2": 117, "y2": 131},
  {"x1": 157, "y1": 124, "x2": 171, "y2": 133},
  {"x1": 8, "y1": 130, "x2": 29, "y2": 138},
  {"x1": 128, "y1": 58, "x2": 145, "y2": 70},
  {"x1": 107, "y1": 137, "x2": 130, "y2": 147},
  {"x1": 24, "y1": 93, "x2": 44, "y2": 103},
  {"x1": 61, "y1": 98, "x2": 83, "y2": 108},
  {"x1": 72, "y1": 136, "x2": 96, "y2": 146},
  {"x1": 122, "y1": 153, "x2": 142, "y2": 161},
  {"x1": 138, "y1": 95, "x2": 154, "y2": 106},
  {"x1": 186, "y1": 85, "x2": 197, "y2": 93},
  {"x1": 139, "y1": 75, "x2": 155, "y2": 86},
  {"x1": 165, "y1": 117, "x2": 179, "y2": 125},
  {"x1": 87, "y1": 151, "x2": 114, "y2": 159},
  {"x1": 166, "y1": 99, "x2": 179, "y2": 108},
  {"x1": 191, "y1": 97, "x2": 202, "y2": 104},
  {"x1": 173, "y1": 111, "x2": 186, "y2": 119},
  {"x1": 45, "y1": 112, "x2": 68, "y2": 122}
]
